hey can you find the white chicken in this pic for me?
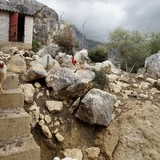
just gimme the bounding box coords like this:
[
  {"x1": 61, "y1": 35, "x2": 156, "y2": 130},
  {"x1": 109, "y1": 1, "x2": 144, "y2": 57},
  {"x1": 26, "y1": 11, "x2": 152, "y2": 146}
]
[{"x1": 0, "y1": 61, "x2": 7, "y2": 93}]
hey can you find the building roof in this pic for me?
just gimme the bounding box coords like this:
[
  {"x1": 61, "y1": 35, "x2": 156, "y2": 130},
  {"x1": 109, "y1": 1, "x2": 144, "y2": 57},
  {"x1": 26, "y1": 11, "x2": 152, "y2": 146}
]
[{"x1": 0, "y1": 0, "x2": 34, "y2": 16}]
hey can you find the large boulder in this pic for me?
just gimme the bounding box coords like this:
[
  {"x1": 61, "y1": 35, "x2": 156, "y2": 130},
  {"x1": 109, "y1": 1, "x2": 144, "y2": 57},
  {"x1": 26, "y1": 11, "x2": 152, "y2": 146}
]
[
  {"x1": 95, "y1": 102, "x2": 160, "y2": 160},
  {"x1": 36, "y1": 44, "x2": 59, "y2": 58},
  {"x1": 145, "y1": 52, "x2": 160, "y2": 78},
  {"x1": 76, "y1": 88, "x2": 117, "y2": 126},
  {"x1": 23, "y1": 64, "x2": 47, "y2": 82},
  {"x1": 7, "y1": 55, "x2": 26, "y2": 73},
  {"x1": 30, "y1": 54, "x2": 59, "y2": 70},
  {"x1": 45, "y1": 67, "x2": 94, "y2": 100},
  {"x1": 89, "y1": 60, "x2": 121, "y2": 74}
]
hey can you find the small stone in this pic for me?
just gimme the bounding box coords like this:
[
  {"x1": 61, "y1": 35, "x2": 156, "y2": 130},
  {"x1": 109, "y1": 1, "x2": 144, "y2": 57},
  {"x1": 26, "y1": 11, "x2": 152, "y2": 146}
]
[
  {"x1": 120, "y1": 74, "x2": 130, "y2": 82},
  {"x1": 41, "y1": 124, "x2": 52, "y2": 139},
  {"x1": 29, "y1": 102, "x2": 40, "y2": 127},
  {"x1": 84, "y1": 147, "x2": 100, "y2": 159},
  {"x1": 114, "y1": 100, "x2": 122, "y2": 108},
  {"x1": 54, "y1": 121, "x2": 60, "y2": 126},
  {"x1": 53, "y1": 157, "x2": 60, "y2": 160},
  {"x1": 63, "y1": 100, "x2": 68, "y2": 106},
  {"x1": 139, "y1": 93, "x2": 149, "y2": 99},
  {"x1": 45, "y1": 115, "x2": 52, "y2": 124},
  {"x1": 140, "y1": 81, "x2": 150, "y2": 89},
  {"x1": 55, "y1": 133, "x2": 64, "y2": 142},
  {"x1": 20, "y1": 83, "x2": 35, "y2": 103},
  {"x1": 115, "y1": 108, "x2": 122, "y2": 113},
  {"x1": 34, "y1": 82, "x2": 41, "y2": 88},
  {"x1": 133, "y1": 83, "x2": 138, "y2": 88},
  {"x1": 38, "y1": 120, "x2": 45, "y2": 126},
  {"x1": 146, "y1": 77, "x2": 157, "y2": 84},
  {"x1": 36, "y1": 92, "x2": 43, "y2": 99},
  {"x1": 112, "y1": 114, "x2": 116, "y2": 120},
  {"x1": 53, "y1": 128, "x2": 59, "y2": 134},
  {"x1": 46, "y1": 100, "x2": 63, "y2": 113},
  {"x1": 109, "y1": 83, "x2": 122, "y2": 93},
  {"x1": 46, "y1": 89, "x2": 50, "y2": 96}
]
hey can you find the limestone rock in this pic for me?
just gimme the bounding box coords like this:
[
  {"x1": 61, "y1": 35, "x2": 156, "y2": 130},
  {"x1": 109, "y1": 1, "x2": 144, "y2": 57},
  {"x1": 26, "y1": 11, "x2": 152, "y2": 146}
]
[
  {"x1": 44, "y1": 115, "x2": 52, "y2": 124},
  {"x1": 36, "y1": 44, "x2": 59, "y2": 58},
  {"x1": 2, "y1": 72, "x2": 19, "y2": 90},
  {"x1": 41, "y1": 124, "x2": 52, "y2": 139},
  {"x1": 83, "y1": 147, "x2": 100, "y2": 160},
  {"x1": 55, "y1": 133, "x2": 64, "y2": 142},
  {"x1": 45, "y1": 67, "x2": 93, "y2": 100},
  {"x1": 59, "y1": 148, "x2": 83, "y2": 160},
  {"x1": 76, "y1": 88, "x2": 117, "y2": 126},
  {"x1": 89, "y1": 60, "x2": 121, "y2": 74},
  {"x1": 145, "y1": 52, "x2": 160, "y2": 78},
  {"x1": 29, "y1": 102, "x2": 40, "y2": 127},
  {"x1": 95, "y1": 102, "x2": 160, "y2": 160},
  {"x1": 34, "y1": 82, "x2": 41, "y2": 88},
  {"x1": 23, "y1": 64, "x2": 47, "y2": 82},
  {"x1": 20, "y1": 84, "x2": 35, "y2": 103},
  {"x1": 55, "y1": 52, "x2": 67, "y2": 64},
  {"x1": 30, "y1": 54, "x2": 59, "y2": 70},
  {"x1": 45, "y1": 100, "x2": 63, "y2": 113},
  {"x1": 109, "y1": 83, "x2": 122, "y2": 94},
  {"x1": 7, "y1": 55, "x2": 26, "y2": 73}
]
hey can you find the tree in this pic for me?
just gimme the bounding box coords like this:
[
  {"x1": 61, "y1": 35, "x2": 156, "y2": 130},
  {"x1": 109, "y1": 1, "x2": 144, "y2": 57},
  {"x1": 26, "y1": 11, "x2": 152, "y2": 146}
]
[
  {"x1": 149, "y1": 32, "x2": 160, "y2": 55},
  {"x1": 107, "y1": 28, "x2": 150, "y2": 72}
]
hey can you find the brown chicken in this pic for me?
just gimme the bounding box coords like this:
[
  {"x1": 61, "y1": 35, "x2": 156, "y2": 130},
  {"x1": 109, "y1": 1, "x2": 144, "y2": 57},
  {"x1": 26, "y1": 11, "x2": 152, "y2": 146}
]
[{"x1": 0, "y1": 61, "x2": 7, "y2": 93}]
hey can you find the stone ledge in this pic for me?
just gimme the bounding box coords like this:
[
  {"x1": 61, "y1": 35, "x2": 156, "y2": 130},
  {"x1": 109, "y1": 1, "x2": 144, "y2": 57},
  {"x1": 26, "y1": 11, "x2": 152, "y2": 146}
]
[
  {"x1": 0, "y1": 109, "x2": 31, "y2": 140},
  {"x1": 0, "y1": 90, "x2": 24, "y2": 108},
  {"x1": 0, "y1": 135, "x2": 40, "y2": 160}
]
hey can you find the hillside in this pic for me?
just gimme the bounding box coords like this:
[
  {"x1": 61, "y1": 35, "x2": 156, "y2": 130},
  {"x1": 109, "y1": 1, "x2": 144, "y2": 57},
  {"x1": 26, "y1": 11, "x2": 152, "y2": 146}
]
[{"x1": 0, "y1": 45, "x2": 159, "y2": 160}]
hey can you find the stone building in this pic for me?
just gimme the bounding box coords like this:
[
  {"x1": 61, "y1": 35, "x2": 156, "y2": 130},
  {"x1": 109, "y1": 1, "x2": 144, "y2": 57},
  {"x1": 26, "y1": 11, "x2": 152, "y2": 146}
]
[{"x1": 0, "y1": 0, "x2": 34, "y2": 49}]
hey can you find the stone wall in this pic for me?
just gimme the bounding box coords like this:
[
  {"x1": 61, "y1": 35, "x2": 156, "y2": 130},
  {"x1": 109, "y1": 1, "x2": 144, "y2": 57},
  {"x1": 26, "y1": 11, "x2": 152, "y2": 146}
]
[{"x1": 0, "y1": 11, "x2": 9, "y2": 41}]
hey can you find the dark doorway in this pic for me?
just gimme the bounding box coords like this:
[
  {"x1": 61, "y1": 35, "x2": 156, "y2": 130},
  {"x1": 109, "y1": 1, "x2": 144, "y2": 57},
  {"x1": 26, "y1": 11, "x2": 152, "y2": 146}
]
[
  {"x1": 9, "y1": 13, "x2": 25, "y2": 42},
  {"x1": 17, "y1": 14, "x2": 25, "y2": 42}
]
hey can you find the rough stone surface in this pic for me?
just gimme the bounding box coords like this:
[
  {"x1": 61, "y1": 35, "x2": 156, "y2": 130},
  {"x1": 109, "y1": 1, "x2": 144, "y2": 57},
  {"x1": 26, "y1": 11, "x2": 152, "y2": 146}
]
[
  {"x1": 23, "y1": 64, "x2": 47, "y2": 82},
  {"x1": 55, "y1": 133, "x2": 64, "y2": 142},
  {"x1": 2, "y1": 72, "x2": 19, "y2": 90},
  {"x1": 7, "y1": 55, "x2": 26, "y2": 73},
  {"x1": 30, "y1": 54, "x2": 59, "y2": 70},
  {"x1": 95, "y1": 102, "x2": 160, "y2": 160},
  {"x1": 45, "y1": 100, "x2": 63, "y2": 113},
  {"x1": 29, "y1": 102, "x2": 40, "y2": 127},
  {"x1": 59, "y1": 148, "x2": 83, "y2": 160},
  {"x1": 36, "y1": 44, "x2": 59, "y2": 58},
  {"x1": 76, "y1": 88, "x2": 117, "y2": 126},
  {"x1": 145, "y1": 52, "x2": 160, "y2": 78},
  {"x1": 20, "y1": 84, "x2": 35, "y2": 103},
  {"x1": 83, "y1": 147, "x2": 100, "y2": 160},
  {"x1": 40, "y1": 124, "x2": 52, "y2": 139},
  {"x1": 45, "y1": 67, "x2": 93, "y2": 100},
  {"x1": 0, "y1": 91, "x2": 24, "y2": 108}
]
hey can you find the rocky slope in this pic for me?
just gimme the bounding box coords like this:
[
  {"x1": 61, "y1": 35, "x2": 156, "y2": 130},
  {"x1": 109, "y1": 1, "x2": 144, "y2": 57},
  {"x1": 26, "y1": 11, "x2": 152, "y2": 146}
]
[{"x1": 0, "y1": 45, "x2": 160, "y2": 160}]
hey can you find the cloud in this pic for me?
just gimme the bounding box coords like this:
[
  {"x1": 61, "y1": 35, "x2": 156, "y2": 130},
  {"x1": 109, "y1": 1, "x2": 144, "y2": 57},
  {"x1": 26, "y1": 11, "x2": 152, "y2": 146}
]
[{"x1": 37, "y1": 0, "x2": 160, "y2": 41}]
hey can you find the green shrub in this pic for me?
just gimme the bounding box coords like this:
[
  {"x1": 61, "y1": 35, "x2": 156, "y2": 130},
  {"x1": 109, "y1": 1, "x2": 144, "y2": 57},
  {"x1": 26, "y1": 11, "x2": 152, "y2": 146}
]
[
  {"x1": 93, "y1": 70, "x2": 109, "y2": 90},
  {"x1": 32, "y1": 39, "x2": 40, "y2": 52},
  {"x1": 53, "y1": 24, "x2": 78, "y2": 54},
  {"x1": 88, "y1": 47, "x2": 108, "y2": 62}
]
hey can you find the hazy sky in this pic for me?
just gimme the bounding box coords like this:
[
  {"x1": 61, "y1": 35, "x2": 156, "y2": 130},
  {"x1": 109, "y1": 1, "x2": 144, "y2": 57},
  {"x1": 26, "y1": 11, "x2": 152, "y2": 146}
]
[{"x1": 37, "y1": 0, "x2": 160, "y2": 42}]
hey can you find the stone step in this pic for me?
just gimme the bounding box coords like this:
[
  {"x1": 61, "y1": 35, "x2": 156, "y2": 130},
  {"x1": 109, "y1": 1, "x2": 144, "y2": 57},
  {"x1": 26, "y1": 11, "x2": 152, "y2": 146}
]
[
  {"x1": 2, "y1": 72, "x2": 19, "y2": 90},
  {"x1": 0, "y1": 135, "x2": 40, "y2": 160},
  {"x1": 0, "y1": 90, "x2": 24, "y2": 109},
  {"x1": 0, "y1": 109, "x2": 31, "y2": 140}
]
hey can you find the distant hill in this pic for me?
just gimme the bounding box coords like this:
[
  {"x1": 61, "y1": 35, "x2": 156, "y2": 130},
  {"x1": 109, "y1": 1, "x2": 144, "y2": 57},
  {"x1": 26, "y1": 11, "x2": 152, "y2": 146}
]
[{"x1": 73, "y1": 26, "x2": 104, "y2": 50}]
